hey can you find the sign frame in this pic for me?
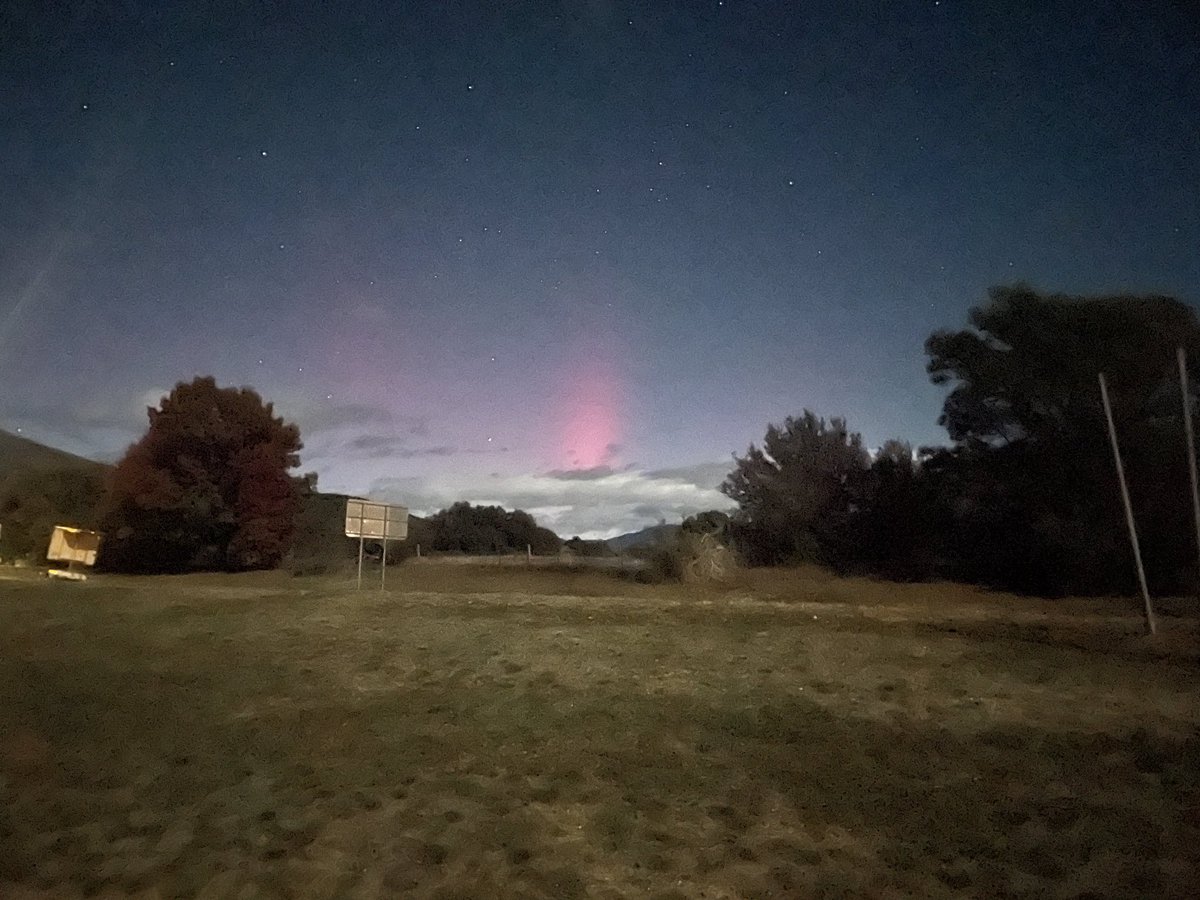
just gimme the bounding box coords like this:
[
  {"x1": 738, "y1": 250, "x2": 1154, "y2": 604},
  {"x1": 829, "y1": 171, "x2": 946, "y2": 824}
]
[{"x1": 344, "y1": 498, "x2": 408, "y2": 590}]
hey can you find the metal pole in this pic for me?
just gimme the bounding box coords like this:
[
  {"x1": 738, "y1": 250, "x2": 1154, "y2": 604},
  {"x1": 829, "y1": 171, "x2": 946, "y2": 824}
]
[
  {"x1": 1178, "y1": 348, "x2": 1200, "y2": 598},
  {"x1": 357, "y1": 535, "x2": 364, "y2": 590},
  {"x1": 527, "y1": 543, "x2": 532, "y2": 564},
  {"x1": 381, "y1": 507, "x2": 388, "y2": 592},
  {"x1": 1099, "y1": 373, "x2": 1157, "y2": 635}
]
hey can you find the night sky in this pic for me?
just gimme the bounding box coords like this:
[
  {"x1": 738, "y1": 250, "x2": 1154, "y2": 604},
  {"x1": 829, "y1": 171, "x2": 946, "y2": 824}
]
[{"x1": 2, "y1": 1, "x2": 1197, "y2": 537}]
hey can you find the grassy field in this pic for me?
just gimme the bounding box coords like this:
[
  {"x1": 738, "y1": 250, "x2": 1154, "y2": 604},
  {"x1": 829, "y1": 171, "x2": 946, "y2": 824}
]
[{"x1": 1, "y1": 563, "x2": 1197, "y2": 899}]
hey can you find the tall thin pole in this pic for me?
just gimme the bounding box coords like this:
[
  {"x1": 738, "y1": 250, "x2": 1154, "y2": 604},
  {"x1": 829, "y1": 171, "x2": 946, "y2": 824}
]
[
  {"x1": 381, "y1": 507, "x2": 389, "y2": 592},
  {"x1": 1099, "y1": 373, "x2": 1157, "y2": 635},
  {"x1": 1178, "y1": 348, "x2": 1200, "y2": 597},
  {"x1": 357, "y1": 535, "x2": 364, "y2": 590}
]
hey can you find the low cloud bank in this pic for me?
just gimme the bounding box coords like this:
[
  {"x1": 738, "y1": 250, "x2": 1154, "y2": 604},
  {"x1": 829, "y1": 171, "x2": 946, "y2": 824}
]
[{"x1": 369, "y1": 461, "x2": 736, "y2": 540}]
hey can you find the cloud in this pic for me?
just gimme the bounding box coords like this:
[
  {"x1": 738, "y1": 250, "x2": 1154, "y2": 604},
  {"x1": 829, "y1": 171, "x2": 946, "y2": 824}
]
[
  {"x1": 632, "y1": 503, "x2": 666, "y2": 519},
  {"x1": 544, "y1": 464, "x2": 635, "y2": 481},
  {"x1": 344, "y1": 433, "x2": 455, "y2": 458},
  {"x1": 643, "y1": 461, "x2": 732, "y2": 491},
  {"x1": 366, "y1": 461, "x2": 736, "y2": 539},
  {"x1": 348, "y1": 434, "x2": 397, "y2": 452},
  {"x1": 285, "y1": 403, "x2": 435, "y2": 468},
  {"x1": 286, "y1": 401, "x2": 422, "y2": 436},
  {"x1": 394, "y1": 445, "x2": 456, "y2": 459}
]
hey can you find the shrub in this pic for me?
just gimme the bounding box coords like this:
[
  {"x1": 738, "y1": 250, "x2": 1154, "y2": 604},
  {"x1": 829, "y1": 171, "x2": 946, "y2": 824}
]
[{"x1": 635, "y1": 533, "x2": 738, "y2": 584}]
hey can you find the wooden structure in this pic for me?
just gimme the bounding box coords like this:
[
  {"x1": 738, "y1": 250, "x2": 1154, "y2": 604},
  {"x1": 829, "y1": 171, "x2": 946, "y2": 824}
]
[{"x1": 47, "y1": 525, "x2": 102, "y2": 581}]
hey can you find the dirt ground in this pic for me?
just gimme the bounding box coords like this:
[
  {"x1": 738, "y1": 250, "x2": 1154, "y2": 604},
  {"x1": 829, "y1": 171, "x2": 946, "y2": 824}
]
[{"x1": 1, "y1": 564, "x2": 1197, "y2": 898}]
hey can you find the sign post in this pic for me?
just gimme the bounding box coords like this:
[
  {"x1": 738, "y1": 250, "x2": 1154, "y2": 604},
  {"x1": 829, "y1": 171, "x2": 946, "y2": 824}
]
[
  {"x1": 344, "y1": 498, "x2": 408, "y2": 591},
  {"x1": 357, "y1": 535, "x2": 365, "y2": 589},
  {"x1": 1099, "y1": 373, "x2": 1157, "y2": 635}
]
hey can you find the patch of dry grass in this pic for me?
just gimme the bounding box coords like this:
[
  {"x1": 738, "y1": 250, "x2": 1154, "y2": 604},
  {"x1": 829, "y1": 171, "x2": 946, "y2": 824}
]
[{"x1": 1, "y1": 563, "x2": 1197, "y2": 898}]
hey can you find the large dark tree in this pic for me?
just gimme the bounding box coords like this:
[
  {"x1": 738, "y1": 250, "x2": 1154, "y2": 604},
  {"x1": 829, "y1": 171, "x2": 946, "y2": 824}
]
[
  {"x1": 925, "y1": 285, "x2": 1200, "y2": 595},
  {"x1": 426, "y1": 502, "x2": 561, "y2": 555},
  {"x1": 102, "y1": 377, "x2": 303, "y2": 572},
  {"x1": 842, "y1": 441, "x2": 941, "y2": 581},
  {"x1": 721, "y1": 411, "x2": 869, "y2": 565}
]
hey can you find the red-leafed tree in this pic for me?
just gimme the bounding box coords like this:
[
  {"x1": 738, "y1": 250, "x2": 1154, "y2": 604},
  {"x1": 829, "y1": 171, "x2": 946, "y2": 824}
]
[{"x1": 101, "y1": 377, "x2": 303, "y2": 572}]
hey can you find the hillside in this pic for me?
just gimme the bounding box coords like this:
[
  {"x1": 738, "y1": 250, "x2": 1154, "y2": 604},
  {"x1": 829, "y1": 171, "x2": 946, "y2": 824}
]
[
  {"x1": 0, "y1": 429, "x2": 107, "y2": 476},
  {"x1": 607, "y1": 522, "x2": 680, "y2": 553}
]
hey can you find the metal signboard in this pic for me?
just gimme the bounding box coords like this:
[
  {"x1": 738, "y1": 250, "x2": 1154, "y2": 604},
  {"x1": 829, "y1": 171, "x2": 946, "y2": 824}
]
[
  {"x1": 345, "y1": 499, "x2": 408, "y2": 541},
  {"x1": 345, "y1": 498, "x2": 408, "y2": 590}
]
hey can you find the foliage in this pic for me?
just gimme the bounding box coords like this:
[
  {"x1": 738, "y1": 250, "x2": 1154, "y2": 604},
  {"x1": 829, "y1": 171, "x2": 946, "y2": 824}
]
[
  {"x1": 721, "y1": 411, "x2": 869, "y2": 566},
  {"x1": 927, "y1": 284, "x2": 1199, "y2": 448},
  {"x1": 838, "y1": 442, "x2": 942, "y2": 581},
  {"x1": 925, "y1": 285, "x2": 1200, "y2": 595},
  {"x1": 718, "y1": 286, "x2": 1200, "y2": 596},
  {"x1": 636, "y1": 542, "x2": 687, "y2": 583},
  {"x1": 563, "y1": 535, "x2": 615, "y2": 557},
  {"x1": 680, "y1": 509, "x2": 732, "y2": 539},
  {"x1": 0, "y1": 466, "x2": 105, "y2": 562},
  {"x1": 426, "y1": 502, "x2": 561, "y2": 555},
  {"x1": 101, "y1": 377, "x2": 303, "y2": 572}
]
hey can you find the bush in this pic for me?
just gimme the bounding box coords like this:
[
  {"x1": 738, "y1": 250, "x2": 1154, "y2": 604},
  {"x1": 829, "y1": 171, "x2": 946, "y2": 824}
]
[
  {"x1": 634, "y1": 533, "x2": 738, "y2": 584},
  {"x1": 637, "y1": 544, "x2": 687, "y2": 583},
  {"x1": 426, "y1": 502, "x2": 561, "y2": 555}
]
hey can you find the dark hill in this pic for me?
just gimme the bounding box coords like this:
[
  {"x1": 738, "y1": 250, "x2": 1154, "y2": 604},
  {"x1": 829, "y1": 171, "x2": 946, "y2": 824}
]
[
  {"x1": 606, "y1": 523, "x2": 680, "y2": 553},
  {"x1": 0, "y1": 429, "x2": 107, "y2": 476}
]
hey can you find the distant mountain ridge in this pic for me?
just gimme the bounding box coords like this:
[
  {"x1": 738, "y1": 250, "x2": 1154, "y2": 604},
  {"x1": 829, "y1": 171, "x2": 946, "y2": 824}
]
[
  {"x1": 0, "y1": 428, "x2": 108, "y2": 475},
  {"x1": 606, "y1": 523, "x2": 680, "y2": 552}
]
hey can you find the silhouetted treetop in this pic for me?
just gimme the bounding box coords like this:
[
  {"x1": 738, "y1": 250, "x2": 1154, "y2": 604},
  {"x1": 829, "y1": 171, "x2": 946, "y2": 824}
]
[
  {"x1": 102, "y1": 377, "x2": 303, "y2": 572},
  {"x1": 926, "y1": 284, "x2": 1200, "y2": 448}
]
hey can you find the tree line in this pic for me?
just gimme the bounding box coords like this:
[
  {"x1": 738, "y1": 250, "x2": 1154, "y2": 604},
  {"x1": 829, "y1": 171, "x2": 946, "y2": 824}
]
[
  {"x1": 1, "y1": 377, "x2": 564, "y2": 572},
  {"x1": 715, "y1": 285, "x2": 1200, "y2": 596},
  {"x1": 4, "y1": 284, "x2": 1197, "y2": 596}
]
